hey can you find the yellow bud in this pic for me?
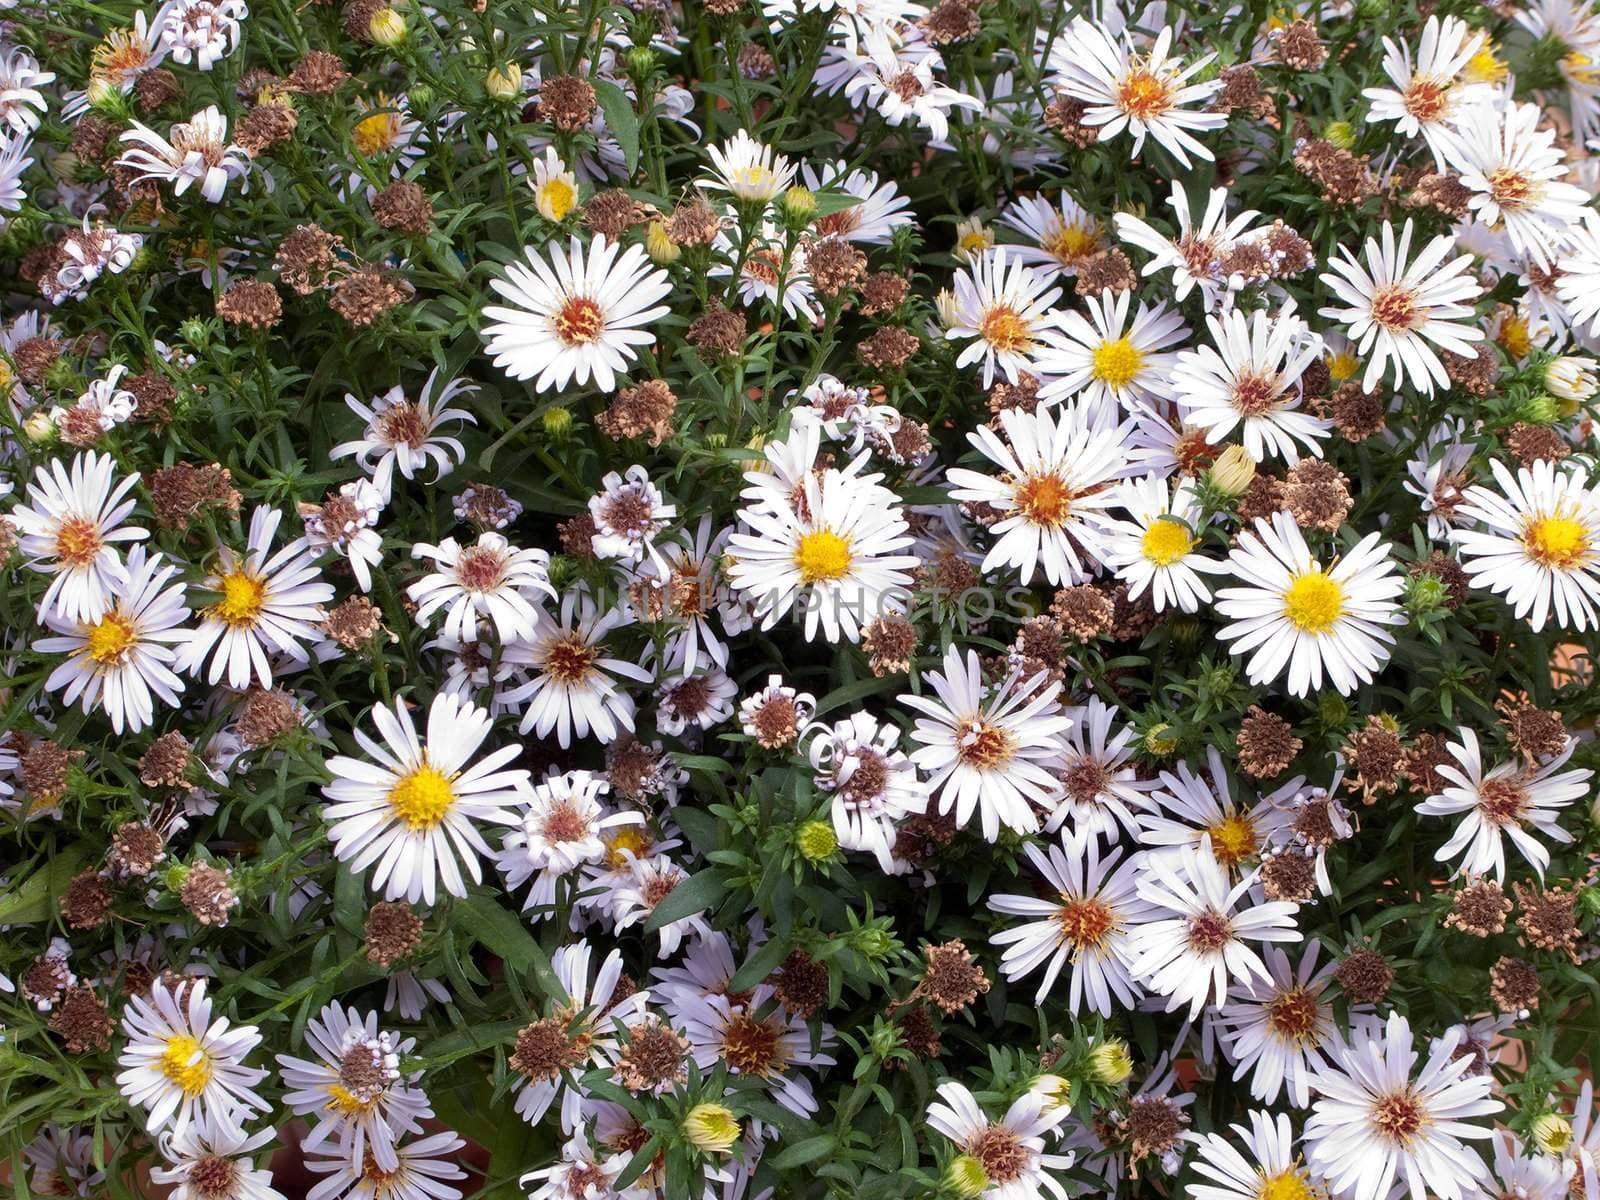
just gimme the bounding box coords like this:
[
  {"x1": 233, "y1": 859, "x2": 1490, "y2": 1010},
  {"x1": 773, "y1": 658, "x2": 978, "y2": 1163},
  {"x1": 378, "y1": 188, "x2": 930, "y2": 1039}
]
[
  {"x1": 1207, "y1": 444, "x2": 1257, "y2": 498},
  {"x1": 1087, "y1": 1039, "x2": 1134, "y2": 1085},
  {"x1": 782, "y1": 185, "x2": 816, "y2": 226},
  {"x1": 1532, "y1": 1114, "x2": 1572, "y2": 1155},
  {"x1": 542, "y1": 406, "x2": 574, "y2": 438},
  {"x1": 683, "y1": 1103, "x2": 741, "y2": 1153},
  {"x1": 944, "y1": 1155, "x2": 990, "y2": 1198},
  {"x1": 23, "y1": 410, "x2": 57, "y2": 444},
  {"x1": 485, "y1": 63, "x2": 523, "y2": 101},
  {"x1": 368, "y1": 7, "x2": 407, "y2": 46},
  {"x1": 1144, "y1": 723, "x2": 1179, "y2": 757},
  {"x1": 1324, "y1": 120, "x2": 1357, "y2": 150},
  {"x1": 795, "y1": 820, "x2": 838, "y2": 862},
  {"x1": 645, "y1": 220, "x2": 681, "y2": 265}
]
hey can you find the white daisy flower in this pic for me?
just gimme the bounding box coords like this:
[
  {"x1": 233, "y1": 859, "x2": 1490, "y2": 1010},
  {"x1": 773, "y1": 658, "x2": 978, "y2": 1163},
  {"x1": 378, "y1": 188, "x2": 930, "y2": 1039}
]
[
  {"x1": 1000, "y1": 191, "x2": 1107, "y2": 278},
  {"x1": 1139, "y1": 748, "x2": 1292, "y2": 875},
  {"x1": 275, "y1": 1005, "x2": 430, "y2": 1173},
  {"x1": 152, "y1": 1112, "x2": 283, "y2": 1200},
  {"x1": 36, "y1": 545, "x2": 189, "y2": 735},
  {"x1": 801, "y1": 160, "x2": 914, "y2": 244},
  {"x1": 407, "y1": 532, "x2": 556, "y2": 644},
  {"x1": 496, "y1": 769, "x2": 641, "y2": 917},
  {"x1": 608, "y1": 852, "x2": 712, "y2": 957},
  {"x1": 1045, "y1": 696, "x2": 1155, "y2": 844},
  {"x1": 1442, "y1": 99, "x2": 1591, "y2": 270},
  {"x1": 23, "y1": 1125, "x2": 104, "y2": 1199},
  {"x1": 116, "y1": 106, "x2": 250, "y2": 203},
  {"x1": 1099, "y1": 474, "x2": 1223, "y2": 613},
  {"x1": 174, "y1": 506, "x2": 334, "y2": 690},
  {"x1": 9, "y1": 449, "x2": 147, "y2": 625},
  {"x1": 1035, "y1": 287, "x2": 1189, "y2": 419},
  {"x1": 321, "y1": 692, "x2": 532, "y2": 904},
  {"x1": 1304, "y1": 1010, "x2": 1502, "y2": 1200},
  {"x1": 116, "y1": 977, "x2": 268, "y2": 1135},
  {"x1": 925, "y1": 1081, "x2": 1074, "y2": 1200},
  {"x1": 702, "y1": 129, "x2": 796, "y2": 202},
  {"x1": 681, "y1": 983, "x2": 838, "y2": 1117},
  {"x1": 1126, "y1": 839, "x2": 1303, "y2": 1019},
  {"x1": 643, "y1": 515, "x2": 735, "y2": 674},
  {"x1": 805, "y1": 710, "x2": 925, "y2": 871},
  {"x1": 1114, "y1": 182, "x2": 1261, "y2": 306},
  {"x1": 0, "y1": 45, "x2": 54, "y2": 135},
  {"x1": 1362, "y1": 14, "x2": 1494, "y2": 167},
  {"x1": 654, "y1": 667, "x2": 738, "y2": 735},
  {"x1": 76, "y1": 11, "x2": 168, "y2": 109},
  {"x1": 1215, "y1": 942, "x2": 1353, "y2": 1109},
  {"x1": 1047, "y1": 19, "x2": 1225, "y2": 166},
  {"x1": 1450, "y1": 458, "x2": 1600, "y2": 631},
  {"x1": 1186, "y1": 1110, "x2": 1319, "y2": 1200},
  {"x1": 482, "y1": 235, "x2": 673, "y2": 392},
  {"x1": 529, "y1": 146, "x2": 579, "y2": 223},
  {"x1": 1170, "y1": 304, "x2": 1329, "y2": 465},
  {"x1": 727, "y1": 462, "x2": 917, "y2": 643},
  {"x1": 988, "y1": 838, "x2": 1153, "y2": 1014},
  {"x1": 1318, "y1": 219, "x2": 1485, "y2": 395},
  {"x1": 709, "y1": 221, "x2": 821, "y2": 324},
  {"x1": 50, "y1": 217, "x2": 143, "y2": 301},
  {"x1": 1403, "y1": 418, "x2": 1475, "y2": 539},
  {"x1": 943, "y1": 246, "x2": 1068, "y2": 387},
  {"x1": 343, "y1": 94, "x2": 427, "y2": 198},
  {"x1": 331, "y1": 370, "x2": 477, "y2": 502},
  {"x1": 946, "y1": 403, "x2": 1133, "y2": 587},
  {"x1": 520, "y1": 1128, "x2": 620, "y2": 1200},
  {"x1": 503, "y1": 589, "x2": 649, "y2": 745},
  {"x1": 589, "y1": 465, "x2": 676, "y2": 568},
  {"x1": 305, "y1": 1130, "x2": 467, "y2": 1200},
  {"x1": 158, "y1": 0, "x2": 247, "y2": 71},
  {"x1": 511, "y1": 940, "x2": 651, "y2": 1132},
  {"x1": 1415, "y1": 726, "x2": 1589, "y2": 881},
  {"x1": 840, "y1": 40, "x2": 983, "y2": 141},
  {"x1": 0, "y1": 132, "x2": 32, "y2": 221},
  {"x1": 1555, "y1": 209, "x2": 1600, "y2": 338},
  {"x1": 1214, "y1": 512, "x2": 1405, "y2": 697},
  {"x1": 1486, "y1": 1131, "x2": 1568, "y2": 1200},
  {"x1": 900, "y1": 646, "x2": 1073, "y2": 841}
]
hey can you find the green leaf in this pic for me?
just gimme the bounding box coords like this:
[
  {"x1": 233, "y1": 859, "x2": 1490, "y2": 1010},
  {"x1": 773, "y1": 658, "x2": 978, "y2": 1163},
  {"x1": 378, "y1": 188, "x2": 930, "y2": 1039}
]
[
  {"x1": 0, "y1": 848, "x2": 86, "y2": 925},
  {"x1": 643, "y1": 868, "x2": 726, "y2": 933},
  {"x1": 770, "y1": 1134, "x2": 836, "y2": 1170},
  {"x1": 593, "y1": 79, "x2": 640, "y2": 176},
  {"x1": 458, "y1": 894, "x2": 558, "y2": 998},
  {"x1": 727, "y1": 934, "x2": 791, "y2": 994}
]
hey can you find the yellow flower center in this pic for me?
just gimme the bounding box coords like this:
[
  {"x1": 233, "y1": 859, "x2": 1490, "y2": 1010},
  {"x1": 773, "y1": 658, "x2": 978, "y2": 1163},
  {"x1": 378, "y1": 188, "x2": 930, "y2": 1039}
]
[
  {"x1": 1258, "y1": 1169, "x2": 1315, "y2": 1200},
  {"x1": 1523, "y1": 514, "x2": 1591, "y2": 569},
  {"x1": 794, "y1": 530, "x2": 853, "y2": 583},
  {"x1": 1091, "y1": 337, "x2": 1145, "y2": 389},
  {"x1": 387, "y1": 763, "x2": 455, "y2": 830},
  {"x1": 1014, "y1": 474, "x2": 1074, "y2": 527},
  {"x1": 160, "y1": 1034, "x2": 213, "y2": 1098},
  {"x1": 213, "y1": 571, "x2": 268, "y2": 627},
  {"x1": 1464, "y1": 46, "x2": 1508, "y2": 84},
  {"x1": 326, "y1": 1084, "x2": 379, "y2": 1115},
  {"x1": 1042, "y1": 220, "x2": 1102, "y2": 267},
  {"x1": 1326, "y1": 350, "x2": 1360, "y2": 383},
  {"x1": 979, "y1": 305, "x2": 1033, "y2": 354},
  {"x1": 1497, "y1": 315, "x2": 1532, "y2": 360},
  {"x1": 1140, "y1": 518, "x2": 1193, "y2": 566},
  {"x1": 538, "y1": 178, "x2": 577, "y2": 221},
  {"x1": 85, "y1": 612, "x2": 137, "y2": 665},
  {"x1": 1116, "y1": 66, "x2": 1174, "y2": 120},
  {"x1": 1207, "y1": 813, "x2": 1258, "y2": 869},
  {"x1": 603, "y1": 826, "x2": 651, "y2": 869},
  {"x1": 354, "y1": 111, "x2": 401, "y2": 157},
  {"x1": 1282, "y1": 570, "x2": 1345, "y2": 634}
]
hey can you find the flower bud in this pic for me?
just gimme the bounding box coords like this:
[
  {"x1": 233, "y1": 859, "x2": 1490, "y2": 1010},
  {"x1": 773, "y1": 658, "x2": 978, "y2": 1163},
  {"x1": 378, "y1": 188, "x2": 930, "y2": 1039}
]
[
  {"x1": 954, "y1": 216, "x2": 992, "y2": 261},
  {"x1": 1087, "y1": 1039, "x2": 1134, "y2": 1085},
  {"x1": 682, "y1": 1103, "x2": 741, "y2": 1153},
  {"x1": 1207, "y1": 444, "x2": 1256, "y2": 498},
  {"x1": 645, "y1": 220, "x2": 681, "y2": 265},
  {"x1": 1517, "y1": 392, "x2": 1561, "y2": 425},
  {"x1": 1143, "y1": 723, "x2": 1179, "y2": 757},
  {"x1": 1531, "y1": 1113, "x2": 1571, "y2": 1154},
  {"x1": 22, "y1": 409, "x2": 56, "y2": 444},
  {"x1": 625, "y1": 46, "x2": 658, "y2": 80},
  {"x1": 542, "y1": 406, "x2": 574, "y2": 439},
  {"x1": 1324, "y1": 120, "x2": 1357, "y2": 150},
  {"x1": 1545, "y1": 355, "x2": 1598, "y2": 402},
  {"x1": 369, "y1": 7, "x2": 407, "y2": 46},
  {"x1": 944, "y1": 1155, "x2": 990, "y2": 1199},
  {"x1": 782, "y1": 185, "x2": 816, "y2": 227},
  {"x1": 485, "y1": 64, "x2": 523, "y2": 101},
  {"x1": 795, "y1": 820, "x2": 837, "y2": 862}
]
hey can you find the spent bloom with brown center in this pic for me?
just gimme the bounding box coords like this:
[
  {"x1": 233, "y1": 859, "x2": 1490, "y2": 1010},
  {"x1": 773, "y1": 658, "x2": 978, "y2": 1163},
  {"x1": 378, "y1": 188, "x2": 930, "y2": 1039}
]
[
  {"x1": 539, "y1": 74, "x2": 597, "y2": 131},
  {"x1": 179, "y1": 861, "x2": 240, "y2": 927},
  {"x1": 138, "y1": 731, "x2": 192, "y2": 788},
  {"x1": 1489, "y1": 955, "x2": 1540, "y2": 1013},
  {"x1": 1334, "y1": 948, "x2": 1394, "y2": 1004},
  {"x1": 60, "y1": 871, "x2": 112, "y2": 930},
  {"x1": 1237, "y1": 706, "x2": 1301, "y2": 779},
  {"x1": 216, "y1": 279, "x2": 283, "y2": 329},
  {"x1": 918, "y1": 940, "x2": 991, "y2": 1014},
  {"x1": 615, "y1": 1019, "x2": 690, "y2": 1093},
  {"x1": 596, "y1": 380, "x2": 678, "y2": 446},
  {"x1": 1513, "y1": 882, "x2": 1582, "y2": 962},
  {"x1": 49, "y1": 984, "x2": 116, "y2": 1053},
  {"x1": 110, "y1": 821, "x2": 167, "y2": 876},
  {"x1": 1445, "y1": 878, "x2": 1512, "y2": 937},
  {"x1": 372, "y1": 180, "x2": 434, "y2": 234},
  {"x1": 364, "y1": 900, "x2": 423, "y2": 967}
]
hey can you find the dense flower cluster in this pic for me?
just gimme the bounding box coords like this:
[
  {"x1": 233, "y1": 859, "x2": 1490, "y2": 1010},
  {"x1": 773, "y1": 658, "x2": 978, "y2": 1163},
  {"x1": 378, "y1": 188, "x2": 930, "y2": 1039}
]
[{"x1": 2, "y1": 1, "x2": 1600, "y2": 1199}]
